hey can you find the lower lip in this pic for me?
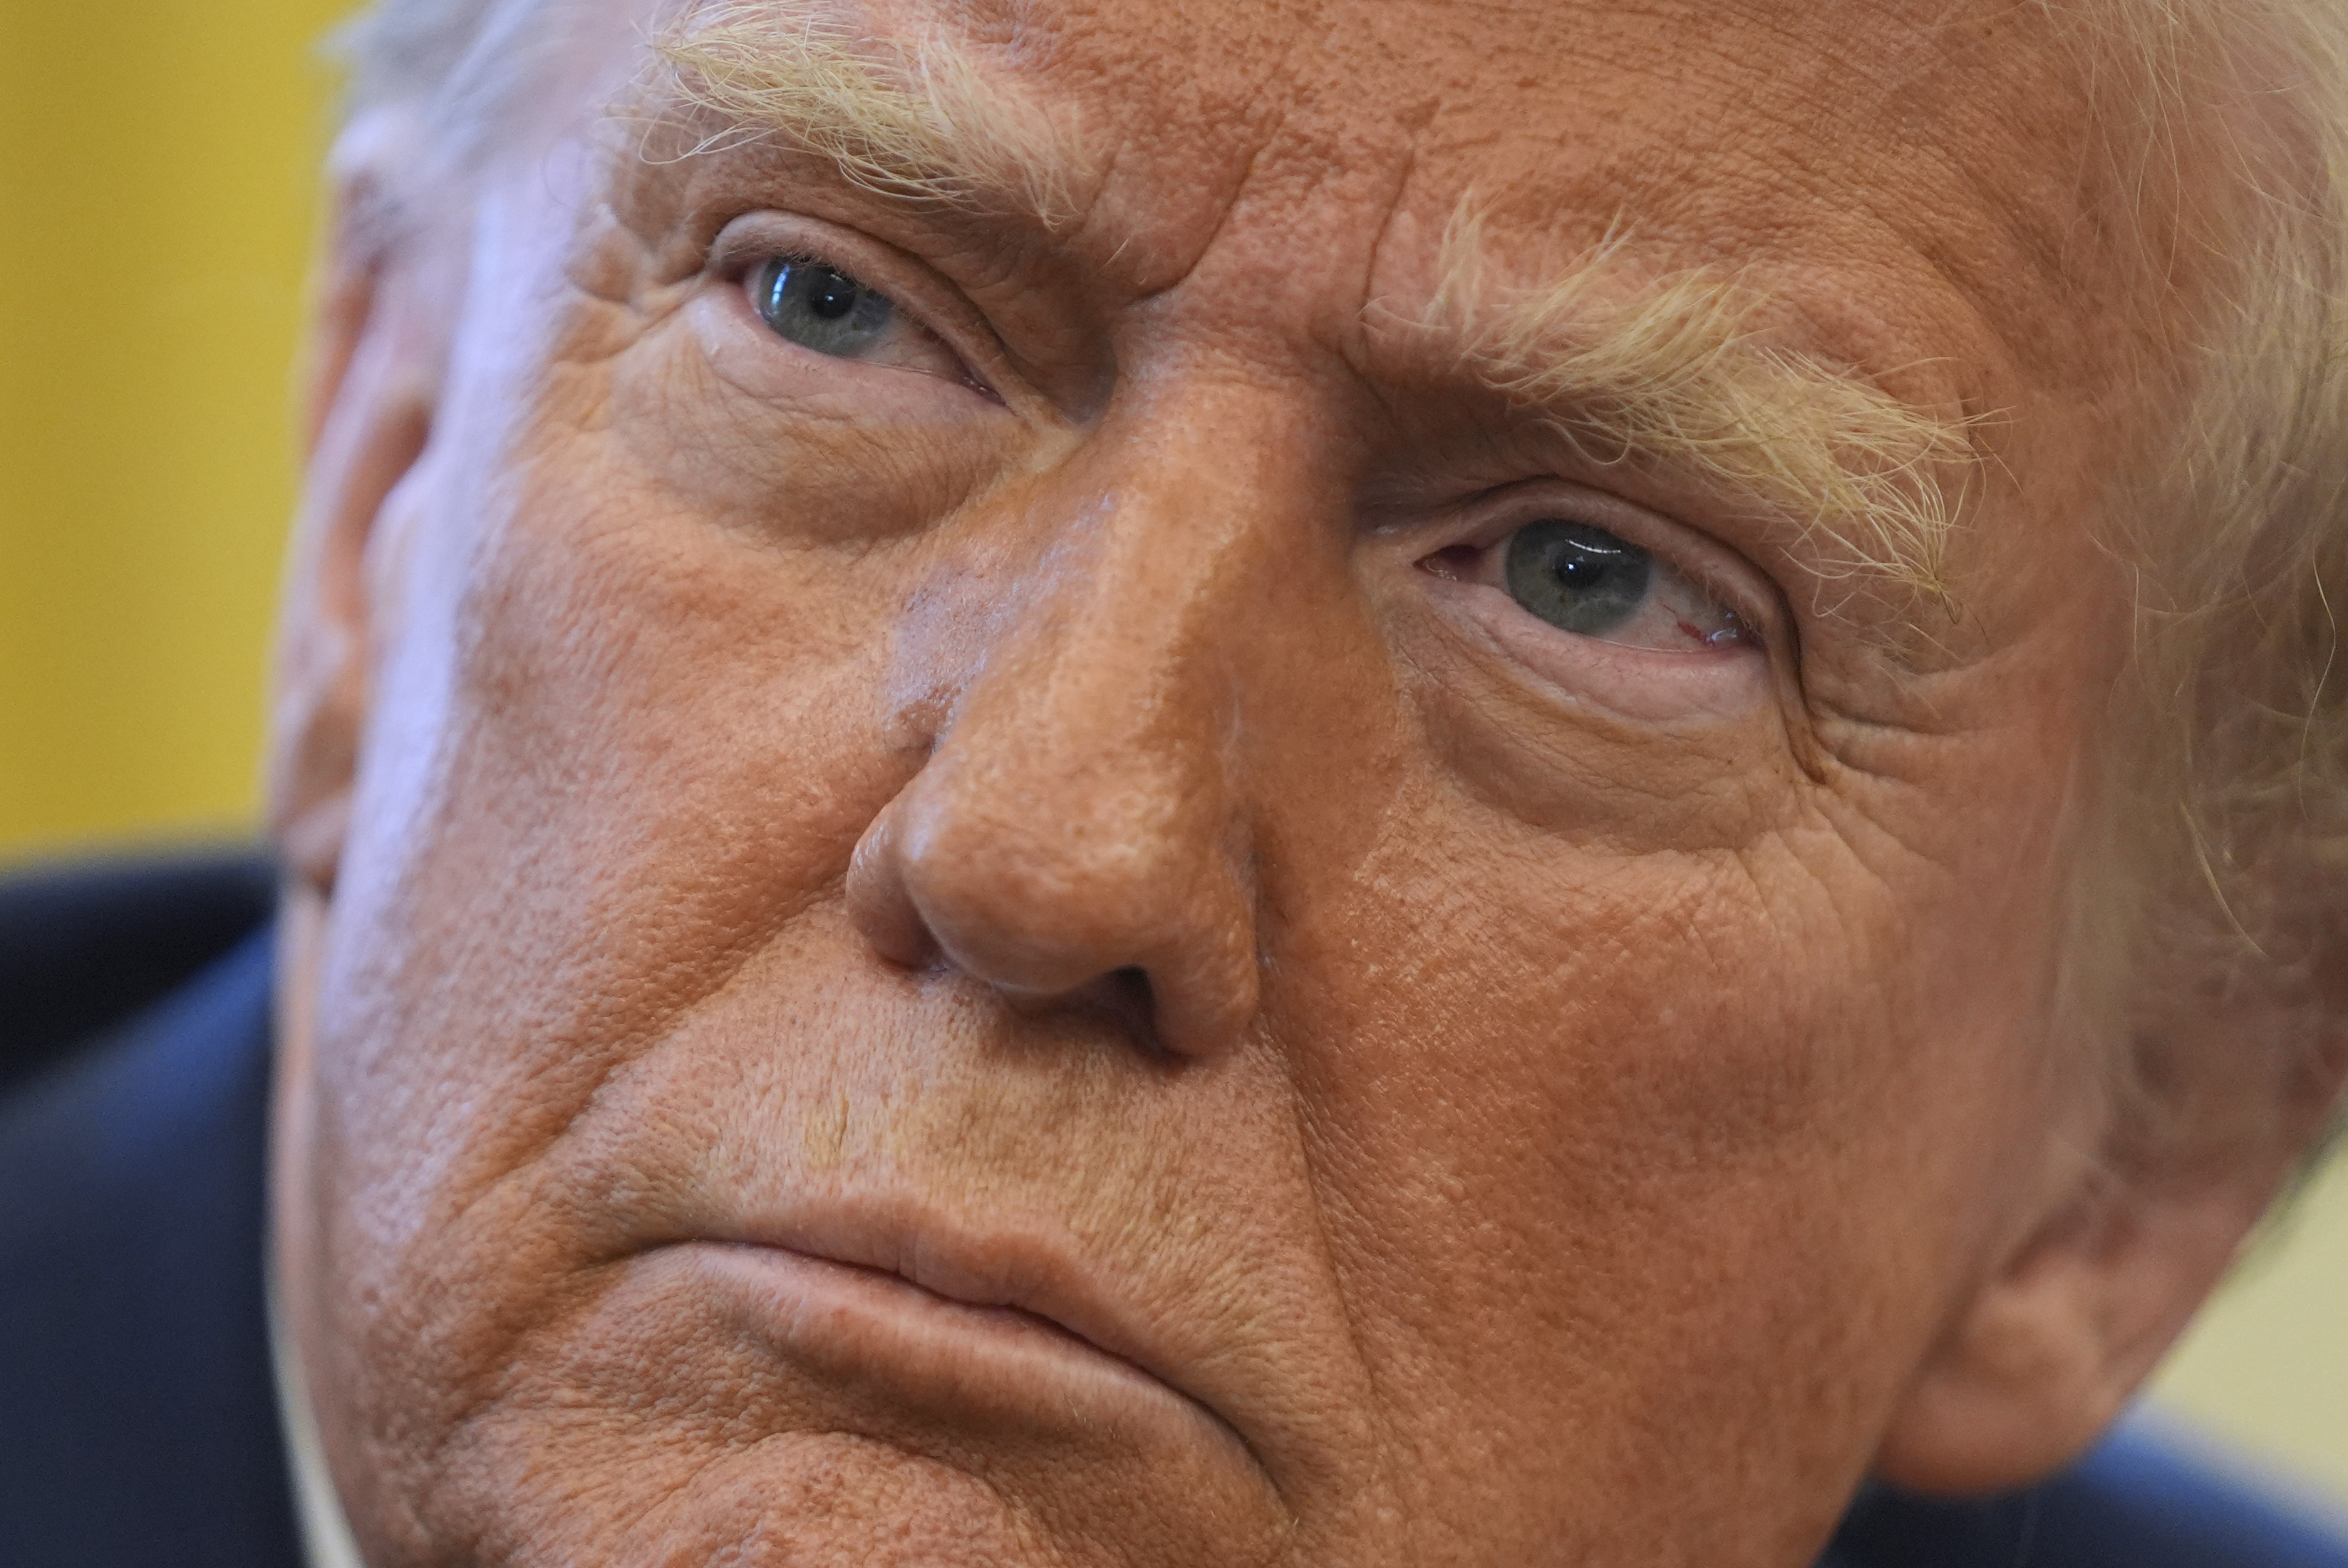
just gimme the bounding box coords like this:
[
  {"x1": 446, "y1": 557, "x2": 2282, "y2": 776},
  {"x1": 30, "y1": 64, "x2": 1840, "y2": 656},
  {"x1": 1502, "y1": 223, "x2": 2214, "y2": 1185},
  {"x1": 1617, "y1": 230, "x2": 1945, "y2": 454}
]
[{"x1": 666, "y1": 1241, "x2": 1243, "y2": 1455}]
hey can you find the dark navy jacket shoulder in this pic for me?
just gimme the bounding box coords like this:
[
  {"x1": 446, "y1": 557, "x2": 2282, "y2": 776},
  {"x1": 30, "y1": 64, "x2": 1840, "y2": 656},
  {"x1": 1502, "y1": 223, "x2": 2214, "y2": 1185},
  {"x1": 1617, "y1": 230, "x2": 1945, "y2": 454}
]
[
  {"x1": 0, "y1": 849, "x2": 300, "y2": 1568},
  {"x1": 1823, "y1": 1428, "x2": 2348, "y2": 1566},
  {"x1": 4, "y1": 849, "x2": 2346, "y2": 1568}
]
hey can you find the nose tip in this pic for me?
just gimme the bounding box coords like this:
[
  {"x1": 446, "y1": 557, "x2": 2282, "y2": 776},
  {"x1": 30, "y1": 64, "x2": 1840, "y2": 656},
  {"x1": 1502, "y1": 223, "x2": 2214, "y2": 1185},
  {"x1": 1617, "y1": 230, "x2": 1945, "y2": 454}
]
[{"x1": 844, "y1": 779, "x2": 1261, "y2": 1060}]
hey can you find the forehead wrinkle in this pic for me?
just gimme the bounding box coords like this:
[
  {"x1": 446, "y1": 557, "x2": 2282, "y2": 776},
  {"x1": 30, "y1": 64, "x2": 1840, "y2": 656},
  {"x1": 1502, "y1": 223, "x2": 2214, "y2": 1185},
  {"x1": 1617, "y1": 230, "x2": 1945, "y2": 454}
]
[
  {"x1": 647, "y1": 0, "x2": 1090, "y2": 229},
  {"x1": 1415, "y1": 199, "x2": 1985, "y2": 603}
]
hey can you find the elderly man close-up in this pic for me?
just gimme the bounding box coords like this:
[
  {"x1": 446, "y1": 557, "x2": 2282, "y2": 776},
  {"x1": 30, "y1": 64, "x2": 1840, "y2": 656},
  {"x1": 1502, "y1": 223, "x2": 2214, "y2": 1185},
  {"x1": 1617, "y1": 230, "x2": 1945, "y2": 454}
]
[{"x1": 9, "y1": 0, "x2": 2348, "y2": 1563}]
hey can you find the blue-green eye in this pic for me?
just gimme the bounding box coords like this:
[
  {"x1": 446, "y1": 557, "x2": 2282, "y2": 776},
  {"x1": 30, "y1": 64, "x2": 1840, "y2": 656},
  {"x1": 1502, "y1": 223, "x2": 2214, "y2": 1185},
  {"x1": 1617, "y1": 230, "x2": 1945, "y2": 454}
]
[
  {"x1": 750, "y1": 256, "x2": 896, "y2": 359},
  {"x1": 1504, "y1": 519, "x2": 1654, "y2": 637}
]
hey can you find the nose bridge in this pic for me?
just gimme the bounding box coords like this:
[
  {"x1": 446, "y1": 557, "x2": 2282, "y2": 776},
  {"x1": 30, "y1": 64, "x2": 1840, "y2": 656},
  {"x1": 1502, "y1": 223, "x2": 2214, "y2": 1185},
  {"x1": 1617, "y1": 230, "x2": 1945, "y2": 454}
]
[
  {"x1": 986, "y1": 461, "x2": 1259, "y2": 775},
  {"x1": 859, "y1": 382, "x2": 1314, "y2": 1054}
]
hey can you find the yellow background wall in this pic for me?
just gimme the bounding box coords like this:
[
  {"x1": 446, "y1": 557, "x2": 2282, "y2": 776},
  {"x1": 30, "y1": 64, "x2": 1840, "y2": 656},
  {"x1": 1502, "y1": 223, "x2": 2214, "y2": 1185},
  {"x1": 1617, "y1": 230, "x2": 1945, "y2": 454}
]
[
  {"x1": 0, "y1": 0, "x2": 346, "y2": 851},
  {"x1": 2, "y1": 0, "x2": 2344, "y2": 1520}
]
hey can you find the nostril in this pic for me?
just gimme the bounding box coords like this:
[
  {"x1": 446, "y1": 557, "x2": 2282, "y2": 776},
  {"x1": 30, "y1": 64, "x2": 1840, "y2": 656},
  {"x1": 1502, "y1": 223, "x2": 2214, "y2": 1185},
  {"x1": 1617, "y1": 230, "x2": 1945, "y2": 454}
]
[
  {"x1": 1107, "y1": 965, "x2": 1153, "y2": 1014},
  {"x1": 1098, "y1": 966, "x2": 1165, "y2": 1058},
  {"x1": 992, "y1": 965, "x2": 1169, "y2": 1059}
]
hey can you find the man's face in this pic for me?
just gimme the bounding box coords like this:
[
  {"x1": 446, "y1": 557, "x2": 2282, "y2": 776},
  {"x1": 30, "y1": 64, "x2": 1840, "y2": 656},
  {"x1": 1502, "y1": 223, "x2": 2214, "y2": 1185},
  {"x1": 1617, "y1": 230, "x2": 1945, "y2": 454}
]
[{"x1": 279, "y1": 0, "x2": 2161, "y2": 1562}]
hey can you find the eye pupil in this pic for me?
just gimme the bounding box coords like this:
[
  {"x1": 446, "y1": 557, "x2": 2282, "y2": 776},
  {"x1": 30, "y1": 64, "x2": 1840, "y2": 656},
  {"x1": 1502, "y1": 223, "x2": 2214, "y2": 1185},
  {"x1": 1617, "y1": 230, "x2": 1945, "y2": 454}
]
[
  {"x1": 805, "y1": 267, "x2": 860, "y2": 320},
  {"x1": 1504, "y1": 518, "x2": 1654, "y2": 636}
]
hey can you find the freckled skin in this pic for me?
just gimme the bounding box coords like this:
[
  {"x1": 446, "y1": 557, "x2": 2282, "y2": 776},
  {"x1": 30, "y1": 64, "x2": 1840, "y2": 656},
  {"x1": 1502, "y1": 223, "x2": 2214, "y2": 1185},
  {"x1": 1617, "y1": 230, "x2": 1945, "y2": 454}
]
[{"x1": 267, "y1": 1, "x2": 2226, "y2": 1565}]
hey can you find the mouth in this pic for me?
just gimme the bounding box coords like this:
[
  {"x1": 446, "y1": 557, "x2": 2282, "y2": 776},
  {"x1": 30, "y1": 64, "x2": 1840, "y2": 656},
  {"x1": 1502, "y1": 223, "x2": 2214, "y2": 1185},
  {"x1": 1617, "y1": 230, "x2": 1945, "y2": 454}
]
[{"x1": 659, "y1": 1205, "x2": 1254, "y2": 1463}]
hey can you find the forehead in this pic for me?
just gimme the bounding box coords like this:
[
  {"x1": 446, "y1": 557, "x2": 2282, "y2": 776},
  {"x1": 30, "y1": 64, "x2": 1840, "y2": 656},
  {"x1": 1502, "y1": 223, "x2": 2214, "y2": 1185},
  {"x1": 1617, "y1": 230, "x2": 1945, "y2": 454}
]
[
  {"x1": 593, "y1": 0, "x2": 2143, "y2": 401},
  {"x1": 982, "y1": 0, "x2": 2094, "y2": 229}
]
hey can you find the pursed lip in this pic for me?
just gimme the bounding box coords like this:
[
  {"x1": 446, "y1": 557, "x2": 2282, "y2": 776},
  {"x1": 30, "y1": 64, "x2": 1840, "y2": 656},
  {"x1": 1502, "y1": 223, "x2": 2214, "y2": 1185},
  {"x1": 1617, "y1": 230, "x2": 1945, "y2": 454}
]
[{"x1": 665, "y1": 1194, "x2": 1258, "y2": 1464}]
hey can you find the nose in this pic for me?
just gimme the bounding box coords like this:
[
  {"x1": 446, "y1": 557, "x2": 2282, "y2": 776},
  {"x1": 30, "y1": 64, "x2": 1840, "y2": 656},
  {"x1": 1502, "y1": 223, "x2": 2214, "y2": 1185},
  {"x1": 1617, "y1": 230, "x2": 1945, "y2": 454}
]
[{"x1": 844, "y1": 404, "x2": 1299, "y2": 1059}]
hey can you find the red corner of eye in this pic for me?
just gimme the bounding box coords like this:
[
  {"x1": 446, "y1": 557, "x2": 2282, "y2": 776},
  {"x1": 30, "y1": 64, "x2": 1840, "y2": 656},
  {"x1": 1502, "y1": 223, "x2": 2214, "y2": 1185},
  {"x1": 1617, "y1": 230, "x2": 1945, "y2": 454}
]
[{"x1": 1419, "y1": 545, "x2": 1477, "y2": 581}]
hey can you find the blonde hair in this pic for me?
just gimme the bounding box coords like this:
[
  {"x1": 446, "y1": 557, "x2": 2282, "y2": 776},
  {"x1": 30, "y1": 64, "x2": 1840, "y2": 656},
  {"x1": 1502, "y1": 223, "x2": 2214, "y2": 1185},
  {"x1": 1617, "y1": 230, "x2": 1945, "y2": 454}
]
[{"x1": 2045, "y1": 0, "x2": 2348, "y2": 1172}]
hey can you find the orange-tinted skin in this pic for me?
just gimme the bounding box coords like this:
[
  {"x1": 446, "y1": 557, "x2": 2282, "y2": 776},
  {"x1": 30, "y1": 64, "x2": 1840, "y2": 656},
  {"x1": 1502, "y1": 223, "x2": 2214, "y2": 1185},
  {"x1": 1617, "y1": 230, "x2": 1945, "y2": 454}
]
[{"x1": 266, "y1": 2, "x2": 2271, "y2": 1564}]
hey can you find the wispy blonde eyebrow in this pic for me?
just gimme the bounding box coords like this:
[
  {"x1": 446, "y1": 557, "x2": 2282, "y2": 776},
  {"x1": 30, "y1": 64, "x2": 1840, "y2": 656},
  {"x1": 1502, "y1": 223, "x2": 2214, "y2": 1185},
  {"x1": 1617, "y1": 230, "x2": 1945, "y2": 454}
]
[
  {"x1": 651, "y1": 2, "x2": 1086, "y2": 229},
  {"x1": 1424, "y1": 205, "x2": 1982, "y2": 600}
]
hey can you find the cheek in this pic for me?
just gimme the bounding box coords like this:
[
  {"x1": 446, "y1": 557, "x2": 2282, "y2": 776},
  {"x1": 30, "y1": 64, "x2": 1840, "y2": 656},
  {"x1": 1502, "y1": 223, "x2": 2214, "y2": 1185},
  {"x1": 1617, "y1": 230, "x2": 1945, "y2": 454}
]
[
  {"x1": 1261, "y1": 789, "x2": 2061, "y2": 1533},
  {"x1": 306, "y1": 422, "x2": 916, "y2": 1406}
]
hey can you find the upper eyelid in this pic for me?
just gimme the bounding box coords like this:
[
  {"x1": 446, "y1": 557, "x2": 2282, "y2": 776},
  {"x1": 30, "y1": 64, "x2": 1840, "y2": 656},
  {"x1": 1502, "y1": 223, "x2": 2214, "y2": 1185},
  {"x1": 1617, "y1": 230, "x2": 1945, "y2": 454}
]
[
  {"x1": 705, "y1": 209, "x2": 842, "y2": 273},
  {"x1": 710, "y1": 231, "x2": 836, "y2": 279},
  {"x1": 1447, "y1": 492, "x2": 1729, "y2": 590},
  {"x1": 1447, "y1": 488, "x2": 1698, "y2": 556}
]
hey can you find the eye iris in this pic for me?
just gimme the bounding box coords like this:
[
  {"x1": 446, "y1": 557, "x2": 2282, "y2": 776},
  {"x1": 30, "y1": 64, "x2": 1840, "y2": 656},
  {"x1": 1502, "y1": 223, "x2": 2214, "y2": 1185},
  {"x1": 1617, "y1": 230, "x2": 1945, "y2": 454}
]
[
  {"x1": 1504, "y1": 518, "x2": 1653, "y2": 635},
  {"x1": 754, "y1": 257, "x2": 894, "y2": 357}
]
